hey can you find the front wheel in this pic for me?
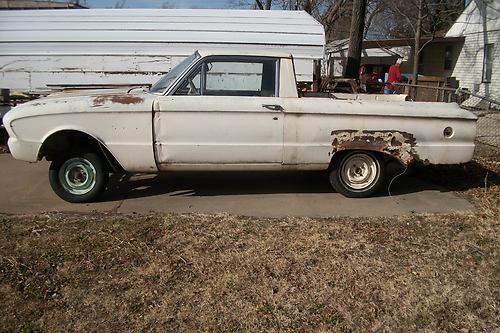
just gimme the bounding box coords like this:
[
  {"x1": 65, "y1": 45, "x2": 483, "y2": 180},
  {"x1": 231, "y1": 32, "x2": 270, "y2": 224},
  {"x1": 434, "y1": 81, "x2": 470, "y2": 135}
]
[
  {"x1": 329, "y1": 151, "x2": 385, "y2": 198},
  {"x1": 49, "y1": 153, "x2": 109, "y2": 203}
]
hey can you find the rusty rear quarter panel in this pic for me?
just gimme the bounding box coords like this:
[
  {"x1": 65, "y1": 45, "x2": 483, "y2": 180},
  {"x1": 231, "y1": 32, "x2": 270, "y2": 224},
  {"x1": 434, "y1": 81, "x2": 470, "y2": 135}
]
[{"x1": 282, "y1": 98, "x2": 477, "y2": 168}]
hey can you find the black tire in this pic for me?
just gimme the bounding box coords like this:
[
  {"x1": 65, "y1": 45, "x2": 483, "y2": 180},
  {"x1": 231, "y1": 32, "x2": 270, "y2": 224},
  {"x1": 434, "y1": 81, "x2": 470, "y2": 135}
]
[
  {"x1": 49, "y1": 152, "x2": 109, "y2": 203},
  {"x1": 329, "y1": 151, "x2": 385, "y2": 198}
]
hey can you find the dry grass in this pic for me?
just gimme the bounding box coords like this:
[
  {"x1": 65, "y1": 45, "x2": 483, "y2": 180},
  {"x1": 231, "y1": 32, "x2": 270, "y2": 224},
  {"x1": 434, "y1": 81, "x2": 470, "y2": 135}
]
[
  {"x1": 1, "y1": 191, "x2": 499, "y2": 331},
  {"x1": 1, "y1": 211, "x2": 498, "y2": 333},
  {"x1": 0, "y1": 127, "x2": 7, "y2": 153},
  {"x1": 0, "y1": 147, "x2": 498, "y2": 332},
  {"x1": 0, "y1": 142, "x2": 8, "y2": 154}
]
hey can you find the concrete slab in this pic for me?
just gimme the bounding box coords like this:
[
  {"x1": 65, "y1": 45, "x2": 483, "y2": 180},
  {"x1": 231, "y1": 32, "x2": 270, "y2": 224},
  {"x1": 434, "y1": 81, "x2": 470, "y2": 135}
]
[{"x1": 0, "y1": 154, "x2": 474, "y2": 217}]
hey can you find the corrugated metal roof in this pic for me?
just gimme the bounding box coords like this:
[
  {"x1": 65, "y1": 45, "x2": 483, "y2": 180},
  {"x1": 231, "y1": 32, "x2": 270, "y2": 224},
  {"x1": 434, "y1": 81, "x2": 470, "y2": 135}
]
[{"x1": 0, "y1": 9, "x2": 324, "y2": 48}]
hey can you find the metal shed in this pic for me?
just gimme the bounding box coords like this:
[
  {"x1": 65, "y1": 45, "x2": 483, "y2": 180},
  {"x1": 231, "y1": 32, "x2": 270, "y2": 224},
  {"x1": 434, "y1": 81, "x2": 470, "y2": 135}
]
[{"x1": 0, "y1": 9, "x2": 325, "y2": 94}]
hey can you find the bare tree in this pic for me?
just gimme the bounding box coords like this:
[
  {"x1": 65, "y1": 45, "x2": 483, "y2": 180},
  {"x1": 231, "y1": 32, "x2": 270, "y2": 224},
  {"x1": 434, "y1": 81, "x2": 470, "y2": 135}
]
[
  {"x1": 229, "y1": 0, "x2": 464, "y2": 40},
  {"x1": 365, "y1": 0, "x2": 464, "y2": 90},
  {"x1": 367, "y1": 0, "x2": 464, "y2": 39},
  {"x1": 412, "y1": 0, "x2": 423, "y2": 99},
  {"x1": 114, "y1": 0, "x2": 127, "y2": 9},
  {"x1": 228, "y1": 0, "x2": 354, "y2": 41},
  {"x1": 364, "y1": 0, "x2": 385, "y2": 38},
  {"x1": 71, "y1": 0, "x2": 88, "y2": 7},
  {"x1": 161, "y1": 1, "x2": 176, "y2": 8},
  {"x1": 255, "y1": 0, "x2": 272, "y2": 9}
]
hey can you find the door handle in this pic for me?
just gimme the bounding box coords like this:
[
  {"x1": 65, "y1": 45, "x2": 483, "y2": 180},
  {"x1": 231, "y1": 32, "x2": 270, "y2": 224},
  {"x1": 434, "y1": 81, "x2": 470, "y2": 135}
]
[{"x1": 262, "y1": 104, "x2": 283, "y2": 111}]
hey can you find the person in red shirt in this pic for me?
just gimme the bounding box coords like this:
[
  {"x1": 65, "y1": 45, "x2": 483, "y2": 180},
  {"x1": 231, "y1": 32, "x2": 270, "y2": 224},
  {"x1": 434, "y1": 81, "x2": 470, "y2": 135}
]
[
  {"x1": 385, "y1": 58, "x2": 402, "y2": 94},
  {"x1": 359, "y1": 64, "x2": 367, "y2": 92}
]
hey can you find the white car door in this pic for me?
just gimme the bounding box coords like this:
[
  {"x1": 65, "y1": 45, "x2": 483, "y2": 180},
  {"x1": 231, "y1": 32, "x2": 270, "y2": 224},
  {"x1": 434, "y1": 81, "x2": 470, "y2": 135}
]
[{"x1": 153, "y1": 56, "x2": 284, "y2": 169}]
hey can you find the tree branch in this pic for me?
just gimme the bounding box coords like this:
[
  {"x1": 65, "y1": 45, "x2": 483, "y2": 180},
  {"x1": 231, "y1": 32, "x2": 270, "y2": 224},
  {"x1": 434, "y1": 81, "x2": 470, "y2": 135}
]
[{"x1": 322, "y1": 0, "x2": 348, "y2": 25}]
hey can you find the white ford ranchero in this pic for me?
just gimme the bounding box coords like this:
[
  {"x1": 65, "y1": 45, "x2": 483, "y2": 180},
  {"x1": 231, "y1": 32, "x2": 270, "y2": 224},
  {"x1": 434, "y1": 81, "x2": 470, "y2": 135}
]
[{"x1": 3, "y1": 50, "x2": 477, "y2": 202}]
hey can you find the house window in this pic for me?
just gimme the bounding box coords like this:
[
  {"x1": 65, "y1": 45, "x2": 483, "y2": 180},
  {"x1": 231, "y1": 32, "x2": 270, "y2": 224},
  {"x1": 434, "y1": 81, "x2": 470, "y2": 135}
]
[
  {"x1": 482, "y1": 43, "x2": 494, "y2": 83},
  {"x1": 444, "y1": 45, "x2": 453, "y2": 70}
]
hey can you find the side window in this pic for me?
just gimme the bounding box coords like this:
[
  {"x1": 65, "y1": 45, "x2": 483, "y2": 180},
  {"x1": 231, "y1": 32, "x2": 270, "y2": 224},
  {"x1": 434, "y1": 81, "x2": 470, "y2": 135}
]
[
  {"x1": 482, "y1": 43, "x2": 494, "y2": 83},
  {"x1": 444, "y1": 45, "x2": 453, "y2": 70},
  {"x1": 174, "y1": 67, "x2": 201, "y2": 96},
  {"x1": 203, "y1": 59, "x2": 277, "y2": 97}
]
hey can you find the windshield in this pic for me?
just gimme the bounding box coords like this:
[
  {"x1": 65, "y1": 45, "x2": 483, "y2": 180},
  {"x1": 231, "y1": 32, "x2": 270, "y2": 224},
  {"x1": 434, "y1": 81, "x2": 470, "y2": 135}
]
[{"x1": 150, "y1": 52, "x2": 200, "y2": 94}]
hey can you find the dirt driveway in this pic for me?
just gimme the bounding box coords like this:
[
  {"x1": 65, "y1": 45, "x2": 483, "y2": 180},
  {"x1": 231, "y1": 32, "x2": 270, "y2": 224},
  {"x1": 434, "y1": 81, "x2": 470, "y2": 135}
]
[{"x1": 0, "y1": 154, "x2": 473, "y2": 217}]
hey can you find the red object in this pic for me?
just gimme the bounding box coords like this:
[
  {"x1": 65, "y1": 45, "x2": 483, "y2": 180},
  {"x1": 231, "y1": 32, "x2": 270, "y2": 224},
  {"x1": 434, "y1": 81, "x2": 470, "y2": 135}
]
[
  {"x1": 359, "y1": 65, "x2": 366, "y2": 78},
  {"x1": 387, "y1": 64, "x2": 401, "y2": 89}
]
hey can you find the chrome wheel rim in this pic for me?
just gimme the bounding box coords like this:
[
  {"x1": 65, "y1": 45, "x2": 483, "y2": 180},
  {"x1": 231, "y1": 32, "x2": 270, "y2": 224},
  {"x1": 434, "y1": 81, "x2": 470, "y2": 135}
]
[
  {"x1": 340, "y1": 153, "x2": 379, "y2": 191},
  {"x1": 59, "y1": 158, "x2": 96, "y2": 195}
]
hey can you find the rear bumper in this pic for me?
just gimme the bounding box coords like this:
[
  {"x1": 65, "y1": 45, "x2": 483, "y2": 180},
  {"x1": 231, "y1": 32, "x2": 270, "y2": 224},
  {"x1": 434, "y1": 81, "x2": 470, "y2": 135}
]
[{"x1": 7, "y1": 137, "x2": 40, "y2": 162}]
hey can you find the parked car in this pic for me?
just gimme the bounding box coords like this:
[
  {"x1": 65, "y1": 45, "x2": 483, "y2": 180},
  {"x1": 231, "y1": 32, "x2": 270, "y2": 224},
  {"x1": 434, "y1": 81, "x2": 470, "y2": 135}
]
[{"x1": 3, "y1": 50, "x2": 477, "y2": 202}]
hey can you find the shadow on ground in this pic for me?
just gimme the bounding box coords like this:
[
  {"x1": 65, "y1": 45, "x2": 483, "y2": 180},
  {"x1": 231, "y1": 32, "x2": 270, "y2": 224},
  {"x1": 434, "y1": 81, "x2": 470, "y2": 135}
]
[
  {"x1": 99, "y1": 161, "x2": 498, "y2": 202},
  {"x1": 415, "y1": 161, "x2": 499, "y2": 192}
]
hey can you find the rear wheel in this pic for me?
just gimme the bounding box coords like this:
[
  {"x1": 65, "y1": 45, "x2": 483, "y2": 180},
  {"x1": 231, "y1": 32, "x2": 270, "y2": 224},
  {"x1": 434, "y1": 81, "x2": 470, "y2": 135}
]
[
  {"x1": 329, "y1": 151, "x2": 385, "y2": 198},
  {"x1": 49, "y1": 152, "x2": 108, "y2": 203}
]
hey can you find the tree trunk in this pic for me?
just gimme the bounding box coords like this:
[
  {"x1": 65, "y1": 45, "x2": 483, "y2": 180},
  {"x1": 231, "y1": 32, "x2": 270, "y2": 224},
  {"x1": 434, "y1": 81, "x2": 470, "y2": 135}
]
[
  {"x1": 303, "y1": 0, "x2": 313, "y2": 13},
  {"x1": 344, "y1": 0, "x2": 367, "y2": 78},
  {"x1": 412, "y1": 0, "x2": 423, "y2": 100}
]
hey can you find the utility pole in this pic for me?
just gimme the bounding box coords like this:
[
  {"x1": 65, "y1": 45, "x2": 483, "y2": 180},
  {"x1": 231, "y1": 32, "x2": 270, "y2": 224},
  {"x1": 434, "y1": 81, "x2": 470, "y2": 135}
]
[
  {"x1": 412, "y1": 0, "x2": 423, "y2": 100},
  {"x1": 344, "y1": 0, "x2": 367, "y2": 78}
]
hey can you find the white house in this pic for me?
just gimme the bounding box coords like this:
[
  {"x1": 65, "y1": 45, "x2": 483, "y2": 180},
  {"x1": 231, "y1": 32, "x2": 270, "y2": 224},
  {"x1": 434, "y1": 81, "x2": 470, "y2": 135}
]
[
  {"x1": 0, "y1": 9, "x2": 325, "y2": 94},
  {"x1": 446, "y1": 0, "x2": 500, "y2": 108}
]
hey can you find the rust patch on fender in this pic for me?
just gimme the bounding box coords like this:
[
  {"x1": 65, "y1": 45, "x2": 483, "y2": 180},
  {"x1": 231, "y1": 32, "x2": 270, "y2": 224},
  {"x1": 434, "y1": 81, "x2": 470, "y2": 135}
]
[
  {"x1": 93, "y1": 95, "x2": 144, "y2": 107},
  {"x1": 331, "y1": 129, "x2": 419, "y2": 165},
  {"x1": 30, "y1": 102, "x2": 46, "y2": 107}
]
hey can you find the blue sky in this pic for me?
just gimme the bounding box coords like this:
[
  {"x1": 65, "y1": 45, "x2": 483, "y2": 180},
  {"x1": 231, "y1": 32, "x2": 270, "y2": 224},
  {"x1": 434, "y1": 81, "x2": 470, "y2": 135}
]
[{"x1": 77, "y1": 0, "x2": 233, "y2": 8}]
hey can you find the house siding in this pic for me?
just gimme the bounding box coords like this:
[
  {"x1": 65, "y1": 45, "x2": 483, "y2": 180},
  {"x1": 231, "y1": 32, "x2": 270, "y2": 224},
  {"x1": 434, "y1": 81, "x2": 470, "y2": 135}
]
[
  {"x1": 446, "y1": 0, "x2": 500, "y2": 108},
  {"x1": 419, "y1": 42, "x2": 463, "y2": 78},
  {"x1": 451, "y1": 31, "x2": 499, "y2": 107}
]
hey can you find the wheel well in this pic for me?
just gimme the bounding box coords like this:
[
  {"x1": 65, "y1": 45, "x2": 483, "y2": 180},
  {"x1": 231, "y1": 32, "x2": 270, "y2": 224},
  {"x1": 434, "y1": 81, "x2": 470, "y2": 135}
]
[
  {"x1": 39, "y1": 130, "x2": 123, "y2": 172},
  {"x1": 328, "y1": 149, "x2": 401, "y2": 170}
]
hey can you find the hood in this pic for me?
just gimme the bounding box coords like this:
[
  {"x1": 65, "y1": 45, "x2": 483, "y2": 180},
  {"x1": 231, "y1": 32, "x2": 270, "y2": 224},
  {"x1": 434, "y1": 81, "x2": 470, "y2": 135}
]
[
  {"x1": 23, "y1": 87, "x2": 149, "y2": 106},
  {"x1": 46, "y1": 87, "x2": 133, "y2": 99},
  {"x1": 3, "y1": 88, "x2": 155, "y2": 127}
]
